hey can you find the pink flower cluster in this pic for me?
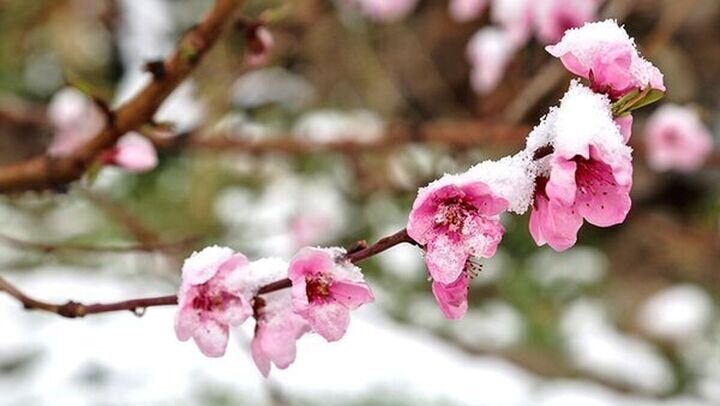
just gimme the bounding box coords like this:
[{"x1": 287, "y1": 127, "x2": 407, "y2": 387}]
[
  {"x1": 48, "y1": 87, "x2": 158, "y2": 173},
  {"x1": 174, "y1": 20, "x2": 665, "y2": 375},
  {"x1": 175, "y1": 246, "x2": 373, "y2": 376},
  {"x1": 466, "y1": 0, "x2": 604, "y2": 94},
  {"x1": 408, "y1": 20, "x2": 664, "y2": 317}
]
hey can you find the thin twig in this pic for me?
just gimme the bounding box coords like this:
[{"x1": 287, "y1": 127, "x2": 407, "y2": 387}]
[{"x1": 0, "y1": 228, "x2": 417, "y2": 318}]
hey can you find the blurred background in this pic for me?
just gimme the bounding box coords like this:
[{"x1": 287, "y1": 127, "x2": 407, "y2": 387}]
[{"x1": 0, "y1": 0, "x2": 719, "y2": 405}]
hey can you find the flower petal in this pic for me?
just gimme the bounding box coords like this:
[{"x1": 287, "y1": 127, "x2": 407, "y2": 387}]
[
  {"x1": 192, "y1": 318, "x2": 229, "y2": 358},
  {"x1": 425, "y1": 233, "x2": 468, "y2": 284}
]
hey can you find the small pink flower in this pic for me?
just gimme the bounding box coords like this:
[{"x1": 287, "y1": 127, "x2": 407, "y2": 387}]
[
  {"x1": 431, "y1": 271, "x2": 472, "y2": 319},
  {"x1": 467, "y1": 28, "x2": 518, "y2": 95},
  {"x1": 251, "y1": 289, "x2": 310, "y2": 377},
  {"x1": 351, "y1": 0, "x2": 419, "y2": 23},
  {"x1": 530, "y1": 146, "x2": 633, "y2": 251},
  {"x1": 449, "y1": 0, "x2": 488, "y2": 22},
  {"x1": 175, "y1": 246, "x2": 252, "y2": 357},
  {"x1": 288, "y1": 247, "x2": 374, "y2": 342},
  {"x1": 102, "y1": 132, "x2": 158, "y2": 173},
  {"x1": 408, "y1": 175, "x2": 508, "y2": 285},
  {"x1": 47, "y1": 87, "x2": 106, "y2": 157},
  {"x1": 247, "y1": 25, "x2": 274, "y2": 66},
  {"x1": 532, "y1": 0, "x2": 601, "y2": 45},
  {"x1": 645, "y1": 105, "x2": 714, "y2": 172},
  {"x1": 546, "y1": 20, "x2": 665, "y2": 99}
]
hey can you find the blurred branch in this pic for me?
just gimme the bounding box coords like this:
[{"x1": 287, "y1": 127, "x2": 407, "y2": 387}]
[
  {"x1": 0, "y1": 233, "x2": 195, "y2": 254},
  {"x1": 0, "y1": 0, "x2": 244, "y2": 193},
  {"x1": 0, "y1": 228, "x2": 415, "y2": 318},
  {"x1": 80, "y1": 189, "x2": 165, "y2": 248},
  {"x1": 164, "y1": 120, "x2": 531, "y2": 155}
]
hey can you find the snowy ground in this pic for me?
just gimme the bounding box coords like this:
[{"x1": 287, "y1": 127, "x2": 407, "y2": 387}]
[{"x1": 0, "y1": 268, "x2": 715, "y2": 406}]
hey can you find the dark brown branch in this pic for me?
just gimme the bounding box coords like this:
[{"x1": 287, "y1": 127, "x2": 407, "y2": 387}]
[
  {"x1": 0, "y1": 0, "x2": 243, "y2": 193},
  {"x1": 0, "y1": 275, "x2": 177, "y2": 318},
  {"x1": 346, "y1": 228, "x2": 417, "y2": 263}
]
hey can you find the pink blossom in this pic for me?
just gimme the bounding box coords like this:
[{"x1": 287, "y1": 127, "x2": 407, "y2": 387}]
[
  {"x1": 102, "y1": 132, "x2": 158, "y2": 173},
  {"x1": 467, "y1": 28, "x2": 518, "y2": 95},
  {"x1": 449, "y1": 0, "x2": 488, "y2": 22},
  {"x1": 351, "y1": 0, "x2": 419, "y2": 23},
  {"x1": 247, "y1": 25, "x2": 274, "y2": 66},
  {"x1": 288, "y1": 247, "x2": 374, "y2": 341},
  {"x1": 529, "y1": 83, "x2": 634, "y2": 251},
  {"x1": 533, "y1": 0, "x2": 601, "y2": 45},
  {"x1": 251, "y1": 288, "x2": 310, "y2": 377},
  {"x1": 531, "y1": 146, "x2": 633, "y2": 251},
  {"x1": 407, "y1": 175, "x2": 508, "y2": 285},
  {"x1": 546, "y1": 20, "x2": 665, "y2": 99},
  {"x1": 175, "y1": 246, "x2": 252, "y2": 357},
  {"x1": 490, "y1": 0, "x2": 534, "y2": 44},
  {"x1": 47, "y1": 87, "x2": 105, "y2": 157},
  {"x1": 431, "y1": 271, "x2": 472, "y2": 319},
  {"x1": 645, "y1": 105, "x2": 714, "y2": 172}
]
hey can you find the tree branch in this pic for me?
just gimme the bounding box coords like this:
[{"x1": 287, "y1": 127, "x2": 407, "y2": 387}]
[
  {"x1": 0, "y1": 0, "x2": 243, "y2": 193},
  {"x1": 0, "y1": 228, "x2": 417, "y2": 318}
]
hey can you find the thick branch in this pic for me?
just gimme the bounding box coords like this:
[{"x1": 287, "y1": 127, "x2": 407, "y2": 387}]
[{"x1": 0, "y1": 0, "x2": 243, "y2": 193}]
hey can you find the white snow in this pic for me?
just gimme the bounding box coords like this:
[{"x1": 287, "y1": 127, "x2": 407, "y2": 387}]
[
  {"x1": 292, "y1": 109, "x2": 385, "y2": 144},
  {"x1": 637, "y1": 284, "x2": 714, "y2": 343},
  {"x1": 230, "y1": 68, "x2": 317, "y2": 111},
  {"x1": 561, "y1": 300, "x2": 674, "y2": 394},
  {"x1": 529, "y1": 246, "x2": 608, "y2": 288},
  {"x1": 467, "y1": 150, "x2": 538, "y2": 214}
]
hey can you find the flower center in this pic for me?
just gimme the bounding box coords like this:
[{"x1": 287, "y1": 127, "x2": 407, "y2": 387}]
[
  {"x1": 575, "y1": 157, "x2": 615, "y2": 198},
  {"x1": 191, "y1": 286, "x2": 225, "y2": 312},
  {"x1": 435, "y1": 198, "x2": 477, "y2": 233},
  {"x1": 306, "y1": 274, "x2": 333, "y2": 302}
]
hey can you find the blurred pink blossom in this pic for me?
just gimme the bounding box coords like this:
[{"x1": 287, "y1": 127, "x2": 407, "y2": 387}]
[
  {"x1": 408, "y1": 176, "x2": 507, "y2": 285},
  {"x1": 546, "y1": 20, "x2": 665, "y2": 99},
  {"x1": 352, "y1": 0, "x2": 419, "y2": 22},
  {"x1": 288, "y1": 247, "x2": 374, "y2": 341},
  {"x1": 247, "y1": 25, "x2": 274, "y2": 66},
  {"x1": 47, "y1": 87, "x2": 106, "y2": 157},
  {"x1": 645, "y1": 105, "x2": 714, "y2": 172},
  {"x1": 533, "y1": 0, "x2": 601, "y2": 45},
  {"x1": 490, "y1": 0, "x2": 534, "y2": 44},
  {"x1": 467, "y1": 28, "x2": 517, "y2": 95},
  {"x1": 449, "y1": 0, "x2": 488, "y2": 22},
  {"x1": 175, "y1": 246, "x2": 252, "y2": 357},
  {"x1": 102, "y1": 132, "x2": 159, "y2": 173}
]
